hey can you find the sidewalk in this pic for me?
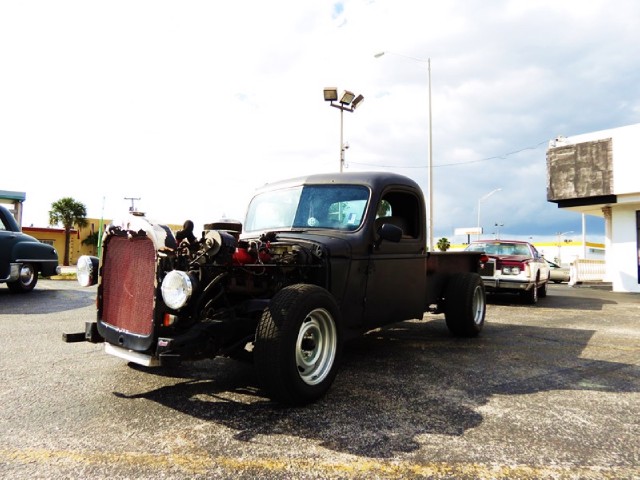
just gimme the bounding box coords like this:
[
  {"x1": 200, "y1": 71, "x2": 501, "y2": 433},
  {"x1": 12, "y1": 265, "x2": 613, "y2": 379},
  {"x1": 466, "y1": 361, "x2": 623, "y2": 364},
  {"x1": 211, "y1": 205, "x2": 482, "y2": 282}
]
[{"x1": 52, "y1": 265, "x2": 77, "y2": 279}]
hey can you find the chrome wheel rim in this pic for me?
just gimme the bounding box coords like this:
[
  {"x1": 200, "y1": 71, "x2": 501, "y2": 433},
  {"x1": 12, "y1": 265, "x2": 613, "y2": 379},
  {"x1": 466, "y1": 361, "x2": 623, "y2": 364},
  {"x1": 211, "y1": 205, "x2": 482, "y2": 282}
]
[
  {"x1": 19, "y1": 264, "x2": 36, "y2": 286},
  {"x1": 295, "y1": 308, "x2": 337, "y2": 386},
  {"x1": 472, "y1": 285, "x2": 485, "y2": 325}
]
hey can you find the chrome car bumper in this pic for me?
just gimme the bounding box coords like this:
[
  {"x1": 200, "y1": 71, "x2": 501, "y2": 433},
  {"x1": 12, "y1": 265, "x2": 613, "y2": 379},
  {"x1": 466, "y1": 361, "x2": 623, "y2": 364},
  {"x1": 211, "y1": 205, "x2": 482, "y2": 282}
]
[{"x1": 481, "y1": 277, "x2": 534, "y2": 292}]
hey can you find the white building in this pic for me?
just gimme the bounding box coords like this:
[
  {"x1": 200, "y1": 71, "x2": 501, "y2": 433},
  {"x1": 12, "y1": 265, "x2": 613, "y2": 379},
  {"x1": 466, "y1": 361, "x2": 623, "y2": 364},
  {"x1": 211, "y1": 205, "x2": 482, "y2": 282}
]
[
  {"x1": 547, "y1": 123, "x2": 640, "y2": 293},
  {"x1": 535, "y1": 240, "x2": 605, "y2": 266}
]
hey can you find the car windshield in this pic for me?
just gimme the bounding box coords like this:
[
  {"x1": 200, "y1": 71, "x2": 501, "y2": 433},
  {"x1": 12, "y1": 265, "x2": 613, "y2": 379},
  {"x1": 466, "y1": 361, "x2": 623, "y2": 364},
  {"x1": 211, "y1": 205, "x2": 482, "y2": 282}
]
[
  {"x1": 244, "y1": 184, "x2": 370, "y2": 233},
  {"x1": 466, "y1": 242, "x2": 530, "y2": 256}
]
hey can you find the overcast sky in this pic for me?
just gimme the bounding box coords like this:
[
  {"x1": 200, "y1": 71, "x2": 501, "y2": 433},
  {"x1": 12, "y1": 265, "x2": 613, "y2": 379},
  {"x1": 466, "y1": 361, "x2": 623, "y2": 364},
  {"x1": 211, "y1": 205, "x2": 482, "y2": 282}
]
[{"x1": 2, "y1": 0, "x2": 639, "y2": 243}]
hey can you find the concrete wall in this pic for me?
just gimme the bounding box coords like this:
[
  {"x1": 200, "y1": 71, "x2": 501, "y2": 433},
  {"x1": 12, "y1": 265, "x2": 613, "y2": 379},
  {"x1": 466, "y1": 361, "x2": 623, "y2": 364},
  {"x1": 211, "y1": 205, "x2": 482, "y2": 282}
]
[
  {"x1": 547, "y1": 138, "x2": 613, "y2": 202},
  {"x1": 610, "y1": 205, "x2": 640, "y2": 293}
]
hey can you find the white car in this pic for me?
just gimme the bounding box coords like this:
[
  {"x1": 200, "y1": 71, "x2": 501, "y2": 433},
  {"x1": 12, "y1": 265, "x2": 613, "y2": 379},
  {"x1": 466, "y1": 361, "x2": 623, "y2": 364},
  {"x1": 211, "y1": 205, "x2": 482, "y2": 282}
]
[{"x1": 546, "y1": 259, "x2": 571, "y2": 283}]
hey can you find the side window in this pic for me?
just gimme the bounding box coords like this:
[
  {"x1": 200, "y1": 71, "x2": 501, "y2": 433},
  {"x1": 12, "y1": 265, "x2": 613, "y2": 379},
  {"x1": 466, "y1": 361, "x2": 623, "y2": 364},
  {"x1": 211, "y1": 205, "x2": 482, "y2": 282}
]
[{"x1": 375, "y1": 191, "x2": 420, "y2": 239}]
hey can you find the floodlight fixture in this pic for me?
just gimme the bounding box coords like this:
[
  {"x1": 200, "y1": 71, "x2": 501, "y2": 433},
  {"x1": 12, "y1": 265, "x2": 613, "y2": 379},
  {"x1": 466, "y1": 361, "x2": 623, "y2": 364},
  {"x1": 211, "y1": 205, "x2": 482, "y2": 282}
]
[
  {"x1": 322, "y1": 86, "x2": 365, "y2": 173},
  {"x1": 323, "y1": 87, "x2": 338, "y2": 102},
  {"x1": 351, "y1": 94, "x2": 364, "y2": 110},
  {"x1": 339, "y1": 90, "x2": 355, "y2": 105}
]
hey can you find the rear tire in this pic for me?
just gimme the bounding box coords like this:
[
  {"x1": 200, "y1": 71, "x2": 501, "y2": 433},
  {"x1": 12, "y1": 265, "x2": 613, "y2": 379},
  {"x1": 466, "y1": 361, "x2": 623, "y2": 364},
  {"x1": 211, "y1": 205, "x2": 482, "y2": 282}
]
[
  {"x1": 7, "y1": 263, "x2": 38, "y2": 293},
  {"x1": 444, "y1": 273, "x2": 486, "y2": 337},
  {"x1": 254, "y1": 284, "x2": 342, "y2": 405}
]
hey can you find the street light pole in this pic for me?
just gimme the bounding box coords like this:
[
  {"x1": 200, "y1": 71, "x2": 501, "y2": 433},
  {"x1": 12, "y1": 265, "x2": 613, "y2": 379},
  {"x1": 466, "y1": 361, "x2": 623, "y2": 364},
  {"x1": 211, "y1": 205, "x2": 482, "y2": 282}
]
[
  {"x1": 427, "y1": 57, "x2": 433, "y2": 251},
  {"x1": 339, "y1": 107, "x2": 345, "y2": 172},
  {"x1": 323, "y1": 88, "x2": 364, "y2": 173},
  {"x1": 476, "y1": 188, "x2": 501, "y2": 239},
  {"x1": 375, "y1": 51, "x2": 433, "y2": 250}
]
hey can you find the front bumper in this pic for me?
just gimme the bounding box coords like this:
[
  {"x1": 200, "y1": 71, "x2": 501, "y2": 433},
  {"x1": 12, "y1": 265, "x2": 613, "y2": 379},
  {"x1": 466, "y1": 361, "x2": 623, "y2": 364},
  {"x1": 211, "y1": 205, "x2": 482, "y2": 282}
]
[
  {"x1": 482, "y1": 276, "x2": 534, "y2": 293},
  {"x1": 105, "y1": 343, "x2": 160, "y2": 367}
]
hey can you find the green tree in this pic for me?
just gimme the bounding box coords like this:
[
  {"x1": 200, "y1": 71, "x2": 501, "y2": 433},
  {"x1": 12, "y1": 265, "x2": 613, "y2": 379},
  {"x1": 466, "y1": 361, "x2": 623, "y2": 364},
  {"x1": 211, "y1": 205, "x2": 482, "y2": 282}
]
[
  {"x1": 437, "y1": 237, "x2": 451, "y2": 252},
  {"x1": 81, "y1": 231, "x2": 100, "y2": 256},
  {"x1": 49, "y1": 197, "x2": 88, "y2": 266},
  {"x1": 377, "y1": 199, "x2": 392, "y2": 217}
]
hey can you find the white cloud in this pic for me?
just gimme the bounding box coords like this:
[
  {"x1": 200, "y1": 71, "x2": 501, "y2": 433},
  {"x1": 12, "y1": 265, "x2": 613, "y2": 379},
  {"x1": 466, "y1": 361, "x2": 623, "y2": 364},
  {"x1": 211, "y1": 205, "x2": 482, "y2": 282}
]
[{"x1": 2, "y1": 0, "x2": 638, "y2": 242}]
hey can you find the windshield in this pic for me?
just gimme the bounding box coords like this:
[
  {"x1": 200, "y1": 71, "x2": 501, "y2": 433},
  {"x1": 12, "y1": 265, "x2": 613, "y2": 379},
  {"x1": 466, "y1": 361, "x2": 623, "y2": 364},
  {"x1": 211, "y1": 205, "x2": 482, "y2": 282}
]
[
  {"x1": 466, "y1": 242, "x2": 530, "y2": 256},
  {"x1": 244, "y1": 184, "x2": 370, "y2": 233}
]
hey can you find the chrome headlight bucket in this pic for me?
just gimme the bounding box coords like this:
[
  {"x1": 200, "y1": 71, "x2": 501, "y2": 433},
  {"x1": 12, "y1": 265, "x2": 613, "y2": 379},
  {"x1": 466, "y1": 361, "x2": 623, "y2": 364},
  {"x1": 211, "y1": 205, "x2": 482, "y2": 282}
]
[
  {"x1": 77, "y1": 255, "x2": 99, "y2": 287},
  {"x1": 161, "y1": 270, "x2": 195, "y2": 310}
]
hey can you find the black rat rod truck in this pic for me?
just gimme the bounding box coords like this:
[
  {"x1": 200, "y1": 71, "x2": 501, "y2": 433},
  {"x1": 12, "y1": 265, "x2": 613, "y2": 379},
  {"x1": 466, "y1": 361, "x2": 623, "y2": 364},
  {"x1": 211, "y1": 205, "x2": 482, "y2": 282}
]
[{"x1": 65, "y1": 172, "x2": 487, "y2": 405}]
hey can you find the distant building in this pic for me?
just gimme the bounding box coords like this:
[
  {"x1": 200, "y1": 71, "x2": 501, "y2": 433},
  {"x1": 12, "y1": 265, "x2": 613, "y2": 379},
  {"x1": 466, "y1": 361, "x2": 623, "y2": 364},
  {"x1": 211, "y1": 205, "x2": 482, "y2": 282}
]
[
  {"x1": 24, "y1": 220, "x2": 103, "y2": 266},
  {"x1": 0, "y1": 190, "x2": 26, "y2": 226},
  {"x1": 534, "y1": 240, "x2": 605, "y2": 265},
  {"x1": 547, "y1": 123, "x2": 640, "y2": 293},
  {"x1": 25, "y1": 216, "x2": 184, "y2": 265}
]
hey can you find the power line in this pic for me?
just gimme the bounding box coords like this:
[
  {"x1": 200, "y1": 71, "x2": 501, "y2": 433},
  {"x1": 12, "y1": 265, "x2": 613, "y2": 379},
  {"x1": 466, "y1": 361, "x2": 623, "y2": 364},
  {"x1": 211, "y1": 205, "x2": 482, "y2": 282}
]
[{"x1": 348, "y1": 140, "x2": 547, "y2": 169}]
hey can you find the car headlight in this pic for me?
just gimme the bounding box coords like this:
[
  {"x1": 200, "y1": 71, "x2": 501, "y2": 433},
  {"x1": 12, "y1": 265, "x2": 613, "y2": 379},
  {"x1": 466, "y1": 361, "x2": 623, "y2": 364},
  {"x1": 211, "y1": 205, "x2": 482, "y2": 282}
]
[
  {"x1": 502, "y1": 266, "x2": 521, "y2": 275},
  {"x1": 161, "y1": 270, "x2": 194, "y2": 310},
  {"x1": 77, "y1": 255, "x2": 99, "y2": 287}
]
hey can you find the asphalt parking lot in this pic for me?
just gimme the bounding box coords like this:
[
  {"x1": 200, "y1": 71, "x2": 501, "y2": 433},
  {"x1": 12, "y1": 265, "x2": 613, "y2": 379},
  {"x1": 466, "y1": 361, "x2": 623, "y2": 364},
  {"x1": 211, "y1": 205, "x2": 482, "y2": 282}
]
[{"x1": 0, "y1": 280, "x2": 639, "y2": 479}]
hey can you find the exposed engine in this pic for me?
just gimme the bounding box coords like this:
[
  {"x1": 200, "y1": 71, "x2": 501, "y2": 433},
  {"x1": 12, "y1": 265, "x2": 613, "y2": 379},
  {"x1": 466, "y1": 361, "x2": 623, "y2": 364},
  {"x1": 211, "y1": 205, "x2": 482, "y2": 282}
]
[{"x1": 169, "y1": 224, "x2": 323, "y2": 300}]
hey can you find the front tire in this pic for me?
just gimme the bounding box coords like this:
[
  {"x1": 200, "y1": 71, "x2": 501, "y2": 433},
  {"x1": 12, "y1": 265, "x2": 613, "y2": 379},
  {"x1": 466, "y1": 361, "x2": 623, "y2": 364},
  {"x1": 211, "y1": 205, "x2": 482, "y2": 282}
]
[
  {"x1": 538, "y1": 279, "x2": 548, "y2": 298},
  {"x1": 254, "y1": 284, "x2": 342, "y2": 405},
  {"x1": 522, "y1": 275, "x2": 540, "y2": 304},
  {"x1": 7, "y1": 263, "x2": 38, "y2": 293},
  {"x1": 444, "y1": 273, "x2": 486, "y2": 337}
]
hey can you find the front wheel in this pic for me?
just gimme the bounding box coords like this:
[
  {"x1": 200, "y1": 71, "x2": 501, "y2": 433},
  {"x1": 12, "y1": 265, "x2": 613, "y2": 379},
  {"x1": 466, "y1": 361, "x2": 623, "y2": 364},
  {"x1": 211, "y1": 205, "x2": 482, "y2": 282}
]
[
  {"x1": 254, "y1": 284, "x2": 342, "y2": 405},
  {"x1": 7, "y1": 263, "x2": 38, "y2": 293},
  {"x1": 522, "y1": 276, "x2": 540, "y2": 304},
  {"x1": 538, "y1": 279, "x2": 548, "y2": 298},
  {"x1": 444, "y1": 273, "x2": 486, "y2": 337}
]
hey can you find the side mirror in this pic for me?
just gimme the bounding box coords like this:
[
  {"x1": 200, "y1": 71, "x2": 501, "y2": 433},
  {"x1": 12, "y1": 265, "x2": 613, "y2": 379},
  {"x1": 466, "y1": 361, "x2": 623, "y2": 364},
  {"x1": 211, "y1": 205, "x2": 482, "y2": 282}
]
[{"x1": 374, "y1": 223, "x2": 403, "y2": 249}]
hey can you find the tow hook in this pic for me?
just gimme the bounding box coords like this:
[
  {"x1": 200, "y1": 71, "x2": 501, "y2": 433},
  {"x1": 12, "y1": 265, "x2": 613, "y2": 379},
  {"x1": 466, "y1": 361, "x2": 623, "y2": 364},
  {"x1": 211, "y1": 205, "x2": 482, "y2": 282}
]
[
  {"x1": 62, "y1": 322, "x2": 103, "y2": 343},
  {"x1": 157, "y1": 338, "x2": 181, "y2": 367}
]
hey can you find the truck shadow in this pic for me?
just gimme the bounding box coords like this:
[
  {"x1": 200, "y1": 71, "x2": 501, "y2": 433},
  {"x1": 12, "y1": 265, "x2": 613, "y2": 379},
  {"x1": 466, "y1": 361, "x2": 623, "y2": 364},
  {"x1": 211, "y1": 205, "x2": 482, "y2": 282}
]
[{"x1": 113, "y1": 319, "x2": 640, "y2": 459}]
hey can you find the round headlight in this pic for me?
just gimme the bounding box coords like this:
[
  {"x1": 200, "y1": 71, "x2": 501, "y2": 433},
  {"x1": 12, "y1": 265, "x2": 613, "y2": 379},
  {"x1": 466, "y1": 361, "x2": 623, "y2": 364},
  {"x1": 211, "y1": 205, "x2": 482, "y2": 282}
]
[
  {"x1": 161, "y1": 270, "x2": 194, "y2": 310},
  {"x1": 77, "y1": 255, "x2": 99, "y2": 287}
]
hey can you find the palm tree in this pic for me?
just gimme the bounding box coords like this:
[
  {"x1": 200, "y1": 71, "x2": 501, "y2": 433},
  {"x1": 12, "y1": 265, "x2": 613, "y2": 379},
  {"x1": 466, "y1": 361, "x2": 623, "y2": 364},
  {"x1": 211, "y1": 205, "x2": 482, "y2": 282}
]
[
  {"x1": 49, "y1": 197, "x2": 88, "y2": 266},
  {"x1": 437, "y1": 237, "x2": 451, "y2": 252}
]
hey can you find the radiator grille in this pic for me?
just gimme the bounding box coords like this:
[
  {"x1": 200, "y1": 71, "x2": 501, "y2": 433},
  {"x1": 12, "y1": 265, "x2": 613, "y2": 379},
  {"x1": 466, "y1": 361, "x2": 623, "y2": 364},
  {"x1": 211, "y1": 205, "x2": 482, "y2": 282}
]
[
  {"x1": 101, "y1": 236, "x2": 157, "y2": 336},
  {"x1": 479, "y1": 261, "x2": 495, "y2": 277}
]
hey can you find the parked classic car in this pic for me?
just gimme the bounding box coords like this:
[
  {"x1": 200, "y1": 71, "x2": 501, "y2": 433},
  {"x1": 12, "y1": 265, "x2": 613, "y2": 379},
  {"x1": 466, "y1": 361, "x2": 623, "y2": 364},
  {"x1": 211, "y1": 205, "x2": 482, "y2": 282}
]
[
  {"x1": 546, "y1": 259, "x2": 571, "y2": 283},
  {"x1": 465, "y1": 239, "x2": 550, "y2": 303},
  {"x1": 0, "y1": 204, "x2": 60, "y2": 292}
]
